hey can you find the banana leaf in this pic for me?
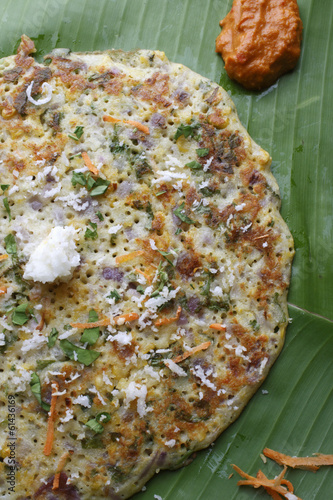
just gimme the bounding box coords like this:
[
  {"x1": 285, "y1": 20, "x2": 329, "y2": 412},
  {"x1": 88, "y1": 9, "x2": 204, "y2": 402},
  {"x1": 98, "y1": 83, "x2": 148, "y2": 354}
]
[{"x1": 0, "y1": 0, "x2": 332, "y2": 498}]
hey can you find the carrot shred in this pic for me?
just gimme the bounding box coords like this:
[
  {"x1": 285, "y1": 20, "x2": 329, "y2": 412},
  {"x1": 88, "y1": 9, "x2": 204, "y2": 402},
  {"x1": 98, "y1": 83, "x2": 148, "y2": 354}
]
[
  {"x1": 124, "y1": 119, "x2": 150, "y2": 134},
  {"x1": 115, "y1": 250, "x2": 145, "y2": 264},
  {"x1": 114, "y1": 312, "x2": 139, "y2": 325},
  {"x1": 43, "y1": 382, "x2": 59, "y2": 456},
  {"x1": 81, "y1": 151, "x2": 99, "y2": 176},
  {"x1": 209, "y1": 323, "x2": 226, "y2": 331},
  {"x1": 172, "y1": 341, "x2": 211, "y2": 363},
  {"x1": 232, "y1": 464, "x2": 302, "y2": 499},
  {"x1": 52, "y1": 450, "x2": 73, "y2": 490},
  {"x1": 257, "y1": 470, "x2": 287, "y2": 500},
  {"x1": 154, "y1": 306, "x2": 182, "y2": 327},
  {"x1": 0, "y1": 286, "x2": 7, "y2": 295},
  {"x1": 103, "y1": 115, "x2": 150, "y2": 134},
  {"x1": 103, "y1": 115, "x2": 122, "y2": 123},
  {"x1": 135, "y1": 268, "x2": 152, "y2": 284},
  {"x1": 0, "y1": 254, "x2": 8, "y2": 261},
  {"x1": 70, "y1": 318, "x2": 111, "y2": 329},
  {"x1": 263, "y1": 447, "x2": 333, "y2": 472},
  {"x1": 70, "y1": 313, "x2": 139, "y2": 329}
]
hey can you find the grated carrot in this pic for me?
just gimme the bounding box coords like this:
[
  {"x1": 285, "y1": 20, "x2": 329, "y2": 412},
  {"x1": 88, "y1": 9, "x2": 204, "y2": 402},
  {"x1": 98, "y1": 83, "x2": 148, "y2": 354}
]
[
  {"x1": 135, "y1": 268, "x2": 152, "y2": 284},
  {"x1": 124, "y1": 119, "x2": 150, "y2": 134},
  {"x1": 70, "y1": 318, "x2": 111, "y2": 329},
  {"x1": 71, "y1": 313, "x2": 139, "y2": 329},
  {"x1": 172, "y1": 341, "x2": 211, "y2": 364},
  {"x1": 52, "y1": 450, "x2": 73, "y2": 490},
  {"x1": 103, "y1": 115, "x2": 150, "y2": 134},
  {"x1": 81, "y1": 151, "x2": 99, "y2": 176},
  {"x1": 263, "y1": 448, "x2": 333, "y2": 472},
  {"x1": 114, "y1": 312, "x2": 139, "y2": 325},
  {"x1": 232, "y1": 464, "x2": 301, "y2": 500},
  {"x1": 209, "y1": 323, "x2": 226, "y2": 331},
  {"x1": 256, "y1": 469, "x2": 295, "y2": 500},
  {"x1": 154, "y1": 306, "x2": 181, "y2": 327},
  {"x1": 0, "y1": 254, "x2": 8, "y2": 261},
  {"x1": 43, "y1": 382, "x2": 59, "y2": 456},
  {"x1": 115, "y1": 250, "x2": 145, "y2": 265},
  {"x1": 103, "y1": 115, "x2": 122, "y2": 123},
  {"x1": 0, "y1": 286, "x2": 7, "y2": 295}
]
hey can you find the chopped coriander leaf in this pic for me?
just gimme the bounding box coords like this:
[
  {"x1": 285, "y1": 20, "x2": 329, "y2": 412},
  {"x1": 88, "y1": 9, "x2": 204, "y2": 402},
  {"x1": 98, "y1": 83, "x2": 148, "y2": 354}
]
[
  {"x1": 4, "y1": 234, "x2": 17, "y2": 255},
  {"x1": 90, "y1": 178, "x2": 110, "y2": 197},
  {"x1": 196, "y1": 148, "x2": 209, "y2": 157},
  {"x1": 175, "y1": 228, "x2": 182, "y2": 235},
  {"x1": 88, "y1": 309, "x2": 99, "y2": 322},
  {"x1": 200, "y1": 272, "x2": 212, "y2": 297},
  {"x1": 85, "y1": 221, "x2": 98, "y2": 240},
  {"x1": 81, "y1": 327, "x2": 99, "y2": 345},
  {"x1": 80, "y1": 309, "x2": 100, "y2": 345},
  {"x1": 107, "y1": 290, "x2": 121, "y2": 303},
  {"x1": 47, "y1": 327, "x2": 59, "y2": 347},
  {"x1": 36, "y1": 359, "x2": 56, "y2": 370},
  {"x1": 173, "y1": 203, "x2": 195, "y2": 225},
  {"x1": 3, "y1": 198, "x2": 11, "y2": 221},
  {"x1": 59, "y1": 339, "x2": 100, "y2": 366},
  {"x1": 185, "y1": 161, "x2": 203, "y2": 171},
  {"x1": 86, "y1": 174, "x2": 95, "y2": 191},
  {"x1": 96, "y1": 211, "x2": 104, "y2": 221},
  {"x1": 71, "y1": 171, "x2": 87, "y2": 187},
  {"x1": 174, "y1": 123, "x2": 199, "y2": 141},
  {"x1": 30, "y1": 372, "x2": 50, "y2": 412},
  {"x1": 71, "y1": 172, "x2": 110, "y2": 197},
  {"x1": 156, "y1": 190, "x2": 167, "y2": 197},
  {"x1": 1, "y1": 184, "x2": 10, "y2": 192},
  {"x1": 136, "y1": 285, "x2": 145, "y2": 295},
  {"x1": 64, "y1": 324, "x2": 73, "y2": 331},
  {"x1": 12, "y1": 303, "x2": 33, "y2": 326}
]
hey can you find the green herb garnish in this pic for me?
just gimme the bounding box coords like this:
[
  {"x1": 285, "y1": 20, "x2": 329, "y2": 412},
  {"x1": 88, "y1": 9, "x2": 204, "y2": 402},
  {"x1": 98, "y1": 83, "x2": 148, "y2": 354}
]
[
  {"x1": 185, "y1": 161, "x2": 203, "y2": 171},
  {"x1": 47, "y1": 328, "x2": 59, "y2": 348},
  {"x1": 85, "y1": 412, "x2": 111, "y2": 434},
  {"x1": 36, "y1": 359, "x2": 56, "y2": 371},
  {"x1": 107, "y1": 290, "x2": 121, "y2": 303},
  {"x1": 174, "y1": 123, "x2": 199, "y2": 141},
  {"x1": 71, "y1": 171, "x2": 110, "y2": 197},
  {"x1": 12, "y1": 303, "x2": 33, "y2": 326},
  {"x1": 196, "y1": 148, "x2": 209, "y2": 157},
  {"x1": 85, "y1": 221, "x2": 98, "y2": 240},
  {"x1": 59, "y1": 339, "x2": 100, "y2": 366},
  {"x1": 173, "y1": 203, "x2": 195, "y2": 225},
  {"x1": 4, "y1": 234, "x2": 17, "y2": 255},
  {"x1": 3, "y1": 198, "x2": 11, "y2": 221},
  {"x1": 68, "y1": 125, "x2": 84, "y2": 141},
  {"x1": 30, "y1": 372, "x2": 50, "y2": 412},
  {"x1": 80, "y1": 309, "x2": 100, "y2": 346}
]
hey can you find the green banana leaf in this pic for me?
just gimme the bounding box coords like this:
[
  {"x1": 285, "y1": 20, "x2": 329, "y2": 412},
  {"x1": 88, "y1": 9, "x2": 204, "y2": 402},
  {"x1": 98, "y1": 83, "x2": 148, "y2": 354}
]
[{"x1": 0, "y1": 0, "x2": 332, "y2": 498}]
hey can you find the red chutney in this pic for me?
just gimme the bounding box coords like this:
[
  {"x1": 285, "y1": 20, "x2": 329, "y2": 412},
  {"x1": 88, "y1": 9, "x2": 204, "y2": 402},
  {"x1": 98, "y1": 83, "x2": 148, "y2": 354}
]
[{"x1": 216, "y1": 0, "x2": 303, "y2": 91}]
